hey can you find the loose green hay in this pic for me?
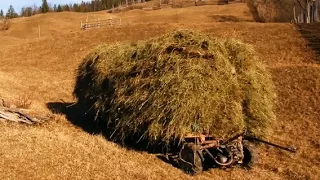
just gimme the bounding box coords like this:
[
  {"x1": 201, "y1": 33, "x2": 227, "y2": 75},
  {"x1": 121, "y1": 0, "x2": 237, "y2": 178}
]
[{"x1": 74, "y1": 30, "x2": 276, "y2": 144}]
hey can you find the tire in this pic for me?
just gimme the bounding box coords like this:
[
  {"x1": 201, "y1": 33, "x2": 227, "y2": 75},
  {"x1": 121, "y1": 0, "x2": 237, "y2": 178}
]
[
  {"x1": 242, "y1": 141, "x2": 258, "y2": 169},
  {"x1": 179, "y1": 143, "x2": 203, "y2": 174}
]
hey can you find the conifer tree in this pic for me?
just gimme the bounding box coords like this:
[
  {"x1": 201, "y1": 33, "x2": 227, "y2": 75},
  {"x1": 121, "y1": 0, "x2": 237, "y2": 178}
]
[{"x1": 41, "y1": 0, "x2": 49, "y2": 13}]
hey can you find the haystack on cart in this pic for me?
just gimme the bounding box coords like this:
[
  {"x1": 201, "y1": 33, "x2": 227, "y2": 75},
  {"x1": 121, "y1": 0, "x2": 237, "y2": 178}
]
[{"x1": 73, "y1": 29, "x2": 298, "y2": 174}]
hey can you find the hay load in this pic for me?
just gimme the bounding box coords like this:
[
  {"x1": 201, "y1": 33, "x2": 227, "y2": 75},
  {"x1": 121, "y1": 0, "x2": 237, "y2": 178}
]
[{"x1": 74, "y1": 30, "x2": 276, "y2": 144}]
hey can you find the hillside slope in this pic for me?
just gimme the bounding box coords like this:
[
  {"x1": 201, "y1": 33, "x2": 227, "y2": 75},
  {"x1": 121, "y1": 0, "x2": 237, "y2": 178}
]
[
  {"x1": 0, "y1": 3, "x2": 319, "y2": 180},
  {"x1": 0, "y1": 3, "x2": 252, "y2": 43}
]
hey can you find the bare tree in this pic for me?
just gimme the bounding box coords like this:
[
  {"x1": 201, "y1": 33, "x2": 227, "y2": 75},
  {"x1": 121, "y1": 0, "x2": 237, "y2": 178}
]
[
  {"x1": 294, "y1": 0, "x2": 320, "y2": 23},
  {"x1": 247, "y1": 0, "x2": 319, "y2": 23}
]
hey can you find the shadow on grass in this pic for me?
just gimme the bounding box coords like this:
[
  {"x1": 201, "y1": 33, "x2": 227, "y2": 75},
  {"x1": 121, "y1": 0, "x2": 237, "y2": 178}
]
[
  {"x1": 46, "y1": 102, "x2": 226, "y2": 172},
  {"x1": 157, "y1": 154, "x2": 181, "y2": 169},
  {"x1": 296, "y1": 23, "x2": 320, "y2": 63},
  {"x1": 46, "y1": 102, "x2": 180, "y2": 154},
  {"x1": 47, "y1": 102, "x2": 100, "y2": 134},
  {"x1": 209, "y1": 15, "x2": 242, "y2": 22},
  {"x1": 47, "y1": 102, "x2": 185, "y2": 170}
]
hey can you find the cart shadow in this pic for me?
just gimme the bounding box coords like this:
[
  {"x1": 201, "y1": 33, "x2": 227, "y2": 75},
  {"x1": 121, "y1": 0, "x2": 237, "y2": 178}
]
[
  {"x1": 156, "y1": 154, "x2": 181, "y2": 169},
  {"x1": 46, "y1": 102, "x2": 179, "y2": 154},
  {"x1": 47, "y1": 102, "x2": 100, "y2": 134},
  {"x1": 46, "y1": 102, "x2": 225, "y2": 173}
]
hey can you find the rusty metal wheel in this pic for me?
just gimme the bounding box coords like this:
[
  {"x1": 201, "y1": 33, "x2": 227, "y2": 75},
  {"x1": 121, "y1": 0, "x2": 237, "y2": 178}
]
[{"x1": 178, "y1": 142, "x2": 203, "y2": 174}]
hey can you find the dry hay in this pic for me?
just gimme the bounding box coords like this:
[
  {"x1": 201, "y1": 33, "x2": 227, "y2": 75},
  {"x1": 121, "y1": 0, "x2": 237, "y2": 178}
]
[
  {"x1": 0, "y1": 18, "x2": 11, "y2": 31},
  {"x1": 74, "y1": 30, "x2": 276, "y2": 144}
]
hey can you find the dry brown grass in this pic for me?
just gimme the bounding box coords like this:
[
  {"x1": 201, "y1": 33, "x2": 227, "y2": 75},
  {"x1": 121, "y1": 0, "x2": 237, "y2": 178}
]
[
  {"x1": 0, "y1": 18, "x2": 11, "y2": 31},
  {"x1": 1, "y1": 95, "x2": 32, "y2": 109},
  {"x1": 0, "y1": 3, "x2": 319, "y2": 180},
  {"x1": 0, "y1": 3, "x2": 252, "y2": 41}
]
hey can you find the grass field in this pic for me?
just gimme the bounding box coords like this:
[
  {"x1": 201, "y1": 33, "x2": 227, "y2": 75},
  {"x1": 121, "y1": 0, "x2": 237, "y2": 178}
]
[{"x1": 0, "y1": 2, "x2": 319, "y2": 180}]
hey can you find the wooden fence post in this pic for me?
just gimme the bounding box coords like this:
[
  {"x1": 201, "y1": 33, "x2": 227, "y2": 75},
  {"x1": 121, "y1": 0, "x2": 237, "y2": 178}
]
[
  {"x1": 38, "y1": 21, "x2": 41, "y2": 38},
  {"x1": 109, "y1": 16, "x2": 113, "y2": 26}
]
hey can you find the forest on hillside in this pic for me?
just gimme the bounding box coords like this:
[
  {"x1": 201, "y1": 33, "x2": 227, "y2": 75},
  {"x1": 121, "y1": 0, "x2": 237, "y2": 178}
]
[
  {"x1": 0, "y1": 0, "x2": 319, "y2": 23},
  {"x1": 247, "y1": 0, "x2": 319, "y2": 22},
  {"x1": 0, "y1": 0, "x2": 150, "y2": 19}
]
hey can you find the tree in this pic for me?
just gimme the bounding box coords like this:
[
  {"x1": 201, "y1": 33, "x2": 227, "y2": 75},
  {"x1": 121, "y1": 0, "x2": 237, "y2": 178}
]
[
  {"x1": 21, "y1": 7, "x2": 26, "y2": 16},
  {"x1": 41, "y1": 0, "x2": 49, "y2": 13},
  {"x1": 53, "y1": 4, "x2": 57, "y2": 11},
  {"x1": 6, "y1": 5, "x2": 18, "y2": 19},
  {"x1": 32, "y1": 4, "x2": 39, "y2": 15},
  {"x1": 73, "y1": 4, "x2": 81, "y2": 12},
  {"x1": 315, "y1": 0, "x2": 319, "y2": 22},
  {"x1": 21, "y1": 7, "x2": 33, "y2": 17},
  {"x1": 293, "y1": 0, "x2": 320, "y2": 23},
  {"x1": 27, "y1": 7, "x2": 33, "y2": 16},
  {"x1": 79, "y1": 2, "x2": 89, "y2": 12},
  {"x1": 57, "y1": 5, "x2": 63, "y2": 12},
  {"x1": 63, "y1": 5, "x2": 71, "y2": 11},
  {"x1": 0, "y1": 9, "x2": 3, "y2": 17}
]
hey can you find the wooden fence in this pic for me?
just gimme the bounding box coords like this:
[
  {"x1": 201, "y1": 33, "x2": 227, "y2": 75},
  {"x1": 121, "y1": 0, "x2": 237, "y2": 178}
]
[
  {"x1": 81, "y1": 17, "x2": 122, "y2": 30},
  {"x1": 171, "y1": 0, "x2": 231, "y2": 8}
]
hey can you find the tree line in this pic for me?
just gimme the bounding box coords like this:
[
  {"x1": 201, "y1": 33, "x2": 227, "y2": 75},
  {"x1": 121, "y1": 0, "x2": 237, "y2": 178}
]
[
  {"x1": 247, "y1": 0, "x2": 319, "y2": 22},
  {"x1": 0, "y1": 0, "x2": 149, "y2": 19}
]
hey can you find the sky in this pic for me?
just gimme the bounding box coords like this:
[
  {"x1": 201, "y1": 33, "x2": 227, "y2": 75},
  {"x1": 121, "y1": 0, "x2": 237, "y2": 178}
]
[{"x1": 0, "y1": 0, "x2": 90, "y2": 13}]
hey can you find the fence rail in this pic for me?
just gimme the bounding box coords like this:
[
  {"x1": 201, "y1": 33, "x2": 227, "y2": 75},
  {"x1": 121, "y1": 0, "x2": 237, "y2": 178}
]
[
  {"x1": 81, "y1": 17, "x2": 122, "y2": 30},
  {"x1": 171, "y1": 0, "x2": 230, "y2": 8}
]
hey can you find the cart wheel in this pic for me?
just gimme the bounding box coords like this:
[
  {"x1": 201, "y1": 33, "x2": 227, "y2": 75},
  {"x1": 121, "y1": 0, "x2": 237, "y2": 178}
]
[
  {"x1": 213, "y1": 148, "x2": 234, "y2": 167},
  {"x1": 179, "y1": 143, "x2": 203, "y2": 174},
  {"x1": 242, "y1": 142, "x2": 257, "y2": 169}
]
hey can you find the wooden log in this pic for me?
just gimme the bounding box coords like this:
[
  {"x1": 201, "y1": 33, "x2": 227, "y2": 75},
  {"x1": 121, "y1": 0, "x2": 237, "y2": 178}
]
[
  {"x1": 0, "y1": 106, "x2": 44, "y2": 125},
  {"x1": 0, "y1": 111, "x2": 20, "y2": 123}
]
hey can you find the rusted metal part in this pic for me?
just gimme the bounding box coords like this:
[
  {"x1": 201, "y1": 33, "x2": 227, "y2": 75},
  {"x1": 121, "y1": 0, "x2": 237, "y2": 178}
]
[
  {"x1": 244, "y1": 135, "x2": 297, "y2": 153},
  {"x1": 178, "y1": 132, "x2": 297, "y2": 174}
]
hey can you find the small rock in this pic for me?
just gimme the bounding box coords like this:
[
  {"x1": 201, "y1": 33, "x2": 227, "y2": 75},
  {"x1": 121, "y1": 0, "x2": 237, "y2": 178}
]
[
  {"x1": 277, "y1": 167, "x2": 284, "y2": 173},
  {"x1": 231, "y1": 67, "x2": 236, "y2": 75}
]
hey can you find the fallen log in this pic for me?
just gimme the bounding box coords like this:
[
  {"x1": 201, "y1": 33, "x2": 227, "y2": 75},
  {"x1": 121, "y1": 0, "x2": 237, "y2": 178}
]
[{"x1": 0, "y1": 106, "x2": 44, "y2": 125}]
